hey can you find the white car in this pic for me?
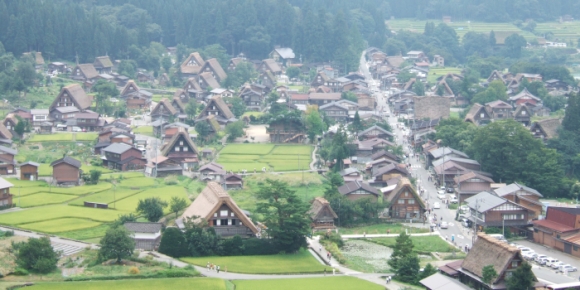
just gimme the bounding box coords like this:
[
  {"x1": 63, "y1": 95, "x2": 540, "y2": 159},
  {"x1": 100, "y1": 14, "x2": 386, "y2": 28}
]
[
  {"x1": 459, "y1": 205, "x2": 469, "y2": 212},
  {"x1": 437, "y1": 193, "x2": 446, "y2": 199},
  {"x1": 523, "y1": 252, "x2": 537, "y2": 260},
  {"x1": 545, "y1": 258, "x2": 560, "y2": 268},
  {"x1": 449, "y1": 196, "x2": 458, "y2": 204},
  {"x1": 440, "y1": 221, "x2": 448, "y2": 229},
  {"x1": 433, "y1": 202, "x2": 441, "y2": 209},
  {"x1": 535, "y1": 255, "x2": 548, "y2": 265},
  {"x1": 519, "y1": 247, "x2": 533, "y2": 254},
  {"x1": 559, "y1": 264, "x2": 578, "y2": 272},
  {"x1": 551, "y1": 261, "x2": 565, "y2": 270}
]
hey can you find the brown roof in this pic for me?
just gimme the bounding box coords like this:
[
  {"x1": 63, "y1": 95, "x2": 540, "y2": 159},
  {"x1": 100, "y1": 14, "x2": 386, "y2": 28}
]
[
  {"x1": 308, "y1": 197, "x2": 338, "y2": 220},
  {"x1": 461, "y1": 233, "x2": 530, "y2": 284},
  {"x1": 51, "y1": 84, "x2": 92, "y2": 110},
  {"x1": 290, "y1": 93, "x2": 309, "y2": 101},
  {"x1": 530, "y1": 118, "x2": 561, "y2": 139},
  {"x1": 0, "y1": 122, "x2": 12, "y2": 140},
  {"x1": 533, "y1": 219, "x2": 575, "y2": 233},
  {"x1": 200, "y1": 72, "x2": 220, "y2": 89},
  {"x1": 204, "y1": 58, "x2": 227, "y2": 81},
  {"x1": 76, "y1": 64, "x2": 99, "y2": 79},
  {"x1": 181, "y1": 181, "x2": 258, "y2": 234},
  {"x1": 50, "y1": 156, "x2": 81, "y2": 168},
  {"x1": 183, "y1": 78, "x2": 202, "y2": 92},
  {"x1": 199, "y1": 162, "x2": 226, "y2": 175},
  {"x1": 120, "y1": 80, "x2": 140, "y2": 96},
  {"x1": 309, "y1": 93, "x2": 341, "y2": 100},
  {"x1": 94, "y1": 56, "x2": 113, "y2": 68},
  {"x1": 153, "y1": 98, "x2": 178, "y2": 115},
  {"x1": 200, "y1": 96, "x2": 235, "y2": 120},
  {"x1": 161, "y1": 128, "x2": 198, "y2": 157},
  {"x1": 464, "y1": 103, "x2": 488, "y2": 123},
  {"x1": 385, "y1": 178, "x2": 425, "y2": 208},
  {"x1": 386, "y1": 56, "x2": 405, "y2": 68},
  {"x1": 262, "y1": 59, "x2": 281, "y2": 73},
  {"x1": 180, "y1": 52, "x2": 205, "y2": 74},
  {"x1": 337, "y1": 181, "x2": 380, "y2": 196},
  {"x1": 372, "y1": 163, "x2": 409, "y2": 177},
  {"x1": 454, "y1": 171, "x2": 494, "y2": 184},
  {"x1": 439, "y1": 260, "x2": 463, "y2": 276},
  {"x1": 172, "y1": 97, "x2": 186, "y2": 112}
]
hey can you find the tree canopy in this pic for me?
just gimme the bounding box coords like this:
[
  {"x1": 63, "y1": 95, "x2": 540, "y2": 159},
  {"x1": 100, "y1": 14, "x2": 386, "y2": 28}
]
[{"x1": 98, "y1": 226, "x2": 135, "y2": 263}]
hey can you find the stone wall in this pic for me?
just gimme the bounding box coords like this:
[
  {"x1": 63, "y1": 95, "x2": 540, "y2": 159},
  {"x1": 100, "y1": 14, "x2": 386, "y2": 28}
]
[{"x1": 413, "y1": 97, "x2": 450, "y2": 120}]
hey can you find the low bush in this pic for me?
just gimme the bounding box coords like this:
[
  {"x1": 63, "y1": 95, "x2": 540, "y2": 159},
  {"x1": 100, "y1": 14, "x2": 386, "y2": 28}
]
[
  {"x1": 321, "y1": 232, "x2": 344, "y2": 248},
  {"x1": 13, "y1": 268, "x2": 29, "y2": 276},
  {"x1": 320, "y1": 240, "x2": 346, "y2": 264},
  {"x1": 241, "y1": 238, "x2": 279, "y2": 256},
  {"x1": 128, "y1": 266, "x2": 140, "y2": 275}
]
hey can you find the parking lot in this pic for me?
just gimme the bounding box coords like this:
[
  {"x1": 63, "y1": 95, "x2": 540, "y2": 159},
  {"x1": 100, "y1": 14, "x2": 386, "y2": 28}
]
[{"x1": 508, "y1": 239, "x2": 580, "y2": 282}]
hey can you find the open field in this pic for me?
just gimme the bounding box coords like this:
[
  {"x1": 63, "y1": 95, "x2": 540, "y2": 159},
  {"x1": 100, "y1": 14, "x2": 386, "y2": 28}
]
[
  {"x1": 218, "y1": 144, "x2": 312, "y2": 172},
  {"x1": 56, "y1": 224, "x2": 110, "y2": 241},
  {"x1": 338, "y1": 223, "x2": 429, "y2": 235},
  {"x1": 28, "y1": 132, "x2": 98, "y2": 142},
  {"x1": 182, "y1": 249, "x2": 326, "y2": 274},
  {"x1": 426, "y1": 67, "x2": 463, "y2": 83},
  {"x1": 112, "y1": 186, "x2": 189, "y2": 213},
  {"x1": 19, "y1": 218, "x2": 102, "y2": 233},
  {"x1": 28, "y1": 278, "x2": 225, "y2": 290},
  {"x1": 0, "y1": 205, "x2": 122, "y2": 225},
  {"x1": 69, "y1": 188, "x2": 143, "y2": 206},
  {"x1": 133, "y1": 125, "x2": 154, "y2": 137},
  {"x1": 234, "y1": 277, "x2": 383, "y2": 290},
  {"x1": 17, "y1": 192, "x2": 78, "y2": 208},
  {"x1": 369, "y1": 235, "x2": 456, "y2": 253}
]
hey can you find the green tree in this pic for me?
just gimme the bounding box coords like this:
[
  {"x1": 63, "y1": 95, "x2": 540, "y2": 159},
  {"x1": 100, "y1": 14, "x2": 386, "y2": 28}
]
[
  {"x1": 562, "y1": 92, "x2": 580, "y2": 133},
  {"x1": 256, "y1": 179, "x2": 310, "y2": 253},
  {"x1": 15, "y1": 237, "x2": 59, "y2": 273},
  {"x1": 195, "y1": 121, "x2": 212, "y2": 141},
  {"x1": 14, "y1": 119, "x2": 25, "y2": 137},
  {"x1": 352, "y1": 111, "x2": 363, "y2": 133},
  {"x1": 228, "y1": 97, "x2": 246, "y2": 118},
  {"x1": 304, "y1": 106, "x2": 326, "y2": 143},
  {"x1": 472, "y1": 80, "x2": 507, "y2": 104},
  {"x1": 412, "y1": 81, "x2": 425, "y2": 96},
  {"x1": 489, "y1": 30, "x2": 497, "y2": 46},
  {"x1": 185, "y1": 101, "x2": 197, "y2": 121},
  {"x1": 98, "y1": 226, "x2": 135, "y2": 263},
  {"x1": 504, "y1": 34, "x2": 527, "y2": 58},
  {"x1": 158, "y1": 227, "x2": 188, "y2": 258},
  {"x1": 341, "y1": 91, "x2": 358, "y2": 103},
  {"x1": 169, "y1": 196, "x2": 188, "y2": 219},
  {"x1": 387, "y1": 232, "x2": 414, "y2": 270},
  {"x1": 286, "y1": 66, "x2": 300, "y2": 79},
  {"x1": 482, "y1": 265, "x2": 498, "y2": 286},
  {"x1": 161, "y1": 55, "x2": 172, "y2": 72},
  {"x1": 396, "y1": 255, "x2": 420, "y2": 284},
  {"x1": 89, "y1": 169, "x2": 102, "y2": 185},
  {"x1": 420, "y1": 263, "x2": 437, "y2": 280},
  {"x1": 329, "y1": 125, "x2": 350, "y2": 171},
  {"x1": 136, "y1": 197, "x2": 168, "y2": 222},
  {"x1": 112, "y1": 213, "x2": 138, "y2": 227},
  {"x1": 506, "y1": 262, "x2": 535, "y2": 290},
  {"x1": 226, "y1": 121, "x2": 245, "y2": 142},
  {"x1": 435, "y1": 118, "x2": 476, "y2": 152},
  {"x1": 92, "y1": 79, "x2": 119, "y2": 112}
]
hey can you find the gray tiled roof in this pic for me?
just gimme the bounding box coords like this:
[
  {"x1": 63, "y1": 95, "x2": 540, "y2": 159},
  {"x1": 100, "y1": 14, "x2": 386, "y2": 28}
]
[
  {"x1": 124, "y1": 222, "x2": 162, "y2": 233},
  {"x1": 103, "y1": 142, "x2": 133, "y2": 154},
  {"x1": 465, "y1": 191, "x2": 507, "y2": 212}
]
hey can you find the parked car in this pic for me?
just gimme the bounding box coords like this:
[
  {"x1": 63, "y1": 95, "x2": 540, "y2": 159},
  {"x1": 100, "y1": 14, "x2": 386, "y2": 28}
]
[
  {"x1": 449, "y1": 196, "x2": 458, "y2": 204},
  {"x1": 440, "y1": 222, "x2": 448, "y2": 229},
  {"x1": 459, "y1": 205, "x2": 469, "y2": 212},
  {"x1": 433, "y1": 202, "x2": 441, "y2": 209},
  {"x1": 519, "y1": 247, "x2": 534, "y2": 255},
  {"x1": 438, "y1": 193, "x2": 446, "y2": 199},
  {"x1": 559, "y1": 264, "x2": 578, "y2": 272},
  {"x1": 551, "y1": 261, "x2": 565, "y2": 270},
  {"x1": 535, "y1": 255, "x2": 548, "y2": 265},
  {"x1": 446, "y1": 187, "x2": 454, "y2": 193},
  {"x1": 545, "y1": 258, "x2": 560, "y2": 268},
  {"x1": 461, "y1": 218, "x2": 472, "y2": 228},
  {"x1": 72, "y1": 126, "x2": 82, "y2": 132},
  {"x1": 523, "y1": 252, "x2": 537, "y2": 261}
]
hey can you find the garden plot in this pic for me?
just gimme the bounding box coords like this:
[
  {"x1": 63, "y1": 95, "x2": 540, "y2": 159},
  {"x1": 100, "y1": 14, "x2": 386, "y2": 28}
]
[
  {"x1": 17, "y1": 192, "x2": 79, "y2": 208},
  {"x1": 217, "y1": 144, "x2": 313, "y2": 172},
  {"x1": 19, "y1": 218, "x2": 102, "y2": 233},
  {"x1": 234, "y1": 277, "x2": 383, "y2": 290},
  {"x1": 341, "y1": 239, "x2": 392, "y2": 273}
]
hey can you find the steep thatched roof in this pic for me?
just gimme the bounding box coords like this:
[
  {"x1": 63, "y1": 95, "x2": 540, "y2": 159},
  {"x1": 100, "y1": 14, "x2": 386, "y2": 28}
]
[
  {"x1": 461, "y1": 233, "x2": 532, "y2": 285},
  {"x1": 308, "y1": 197, "x2": 338, "y2": 220},
  {"x1": 464, "y1": 103, "x2": 489, "y2": 124},
  {"x1": 385, "y1": 177, "x2": 425, "y2": 208},
  {"x1": 530, "y1": 118, "x2": 561, "y2": 139}
]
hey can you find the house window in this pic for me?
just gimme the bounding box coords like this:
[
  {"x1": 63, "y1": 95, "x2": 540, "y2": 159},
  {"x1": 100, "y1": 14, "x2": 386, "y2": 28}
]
[
  {"x1": 183, "y1": 147, "x2": 188, "y2": 152},
  {"x1": 231, "y1": 219, "x2": 237, "y2": 225},
  {"x1": 522, "y1": 111, "x2": 526, "y2": 115},
  {"x1": 180, "y1": 141, "x2": 183, "y2": 145},
  {"x1": 404, "y1": 192, "x2": 408, "y2": 197},
  {"x1": 398, "y1": 199, "x2": 404, "y2": 204},
  {"x1": 220, "y1": 219, "x2": 228, "y2": 225},
  {"x1": 511, "y1": 261, "x2": 519, "y2": 268},
  {"x1": 408, "y1": 199, "x2": 415, "y2": 204},
  {"x1": 214, "y1": 213, "x2": 217, "y2": 217},
  {"x1": 480, "y1": 113, "x2": 485, "y2": 118},
  {"x1": 231, "y1": 212, "x2": 235, "y2": 217},
  {"x1": 220, "y1": 210, "x2": 228, "y2": 216},
  {"x1": 175, "y1": 147, "x2": 180, "y2": 152},
  {"x1": 216, "y1": 219, "x2": 221, "y2": 226},
  {"x1": 574, "y1": 246, "x2": 578, "y2": 251}
]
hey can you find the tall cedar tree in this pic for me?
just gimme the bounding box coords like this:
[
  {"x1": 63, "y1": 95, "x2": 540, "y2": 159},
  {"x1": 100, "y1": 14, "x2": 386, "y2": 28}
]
[
  {"x1": 562, "y1": 92, "x2": 580, "y2": 133},
  {"x1": 256, "y1": 179, "x2": 310, "y2": 253},
  {"x1": 158, "y1": 227, "x2": 189, "y2": 258}
]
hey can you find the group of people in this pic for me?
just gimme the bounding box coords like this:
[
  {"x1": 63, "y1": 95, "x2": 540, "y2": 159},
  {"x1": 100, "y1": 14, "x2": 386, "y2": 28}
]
[
  {"x1": 385, "y1": 276, "x2": 392, "y2": 284},
  {"x1": 206, "y1": 262, "x2": 225, "y2": 273}
]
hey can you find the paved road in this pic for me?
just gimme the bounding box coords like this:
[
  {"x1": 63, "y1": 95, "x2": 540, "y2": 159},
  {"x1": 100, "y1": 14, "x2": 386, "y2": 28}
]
[{"x1": 0, "y1": 226, "x2": 96, "y2": 256}]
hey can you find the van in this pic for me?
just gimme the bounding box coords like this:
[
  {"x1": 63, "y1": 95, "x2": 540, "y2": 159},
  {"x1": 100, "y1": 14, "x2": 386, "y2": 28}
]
[
  {"x1": 487, "y1": 234, "x2": 506, "y2": 242},
  {"x1": 545, "y1": 258, "x2": 559, "y2": 268}
]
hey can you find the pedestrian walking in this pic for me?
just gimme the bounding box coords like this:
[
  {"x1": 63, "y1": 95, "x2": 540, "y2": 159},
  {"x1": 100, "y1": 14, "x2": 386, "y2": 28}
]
[
  {"x1": 207, "y1": 262, "x2": 210, "y2": 271},
  {"x1": 333, "y1": 268, "x2": 336, "y2": 275},
  {"x1": 452, "y1": 235, "x2": 455, "y2": 243},
  {"x1": 324, "y1": 268, "x2": 326, "y2": 276},
  {"x1": 363, "y1": 231, "x2": 366, "y2": 238},
  {"x1": 217, "y1": 265, "x2": 220, "y2": 273}
]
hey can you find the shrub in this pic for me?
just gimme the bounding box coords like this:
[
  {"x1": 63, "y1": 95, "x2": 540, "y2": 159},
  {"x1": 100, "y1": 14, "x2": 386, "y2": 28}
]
[
  {"x1": 158, "y1": 227, "x2": 188, "y2": 258},
  {"x1": 242, "y1": 238, "x2": 279, "y2": 255},
  {"x1": 128, "y1": 267, "x2": 140, "y2": 275},
  {"x1": 159, "y1": 268, "x2": 196, "y2": 278},
  {"x1": 219, "y1": 235, "x2": 245, "y2": 256},
  {"x1": 13, "y1": 268, "x2": 29, "y2": 276},
  {"x1": 320, "y1": 240, "x2": 346, "y2": 264},
  {"x1": 321, "y1": 232, "x2": 344, "y2": 248},
  {"x1": 15, "y1": 237, "x2": 59, "y2": 273}
]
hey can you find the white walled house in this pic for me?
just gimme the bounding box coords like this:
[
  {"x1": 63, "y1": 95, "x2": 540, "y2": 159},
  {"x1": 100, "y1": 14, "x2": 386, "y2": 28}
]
[{"x1": 124, "y1": 222, "x2": 162, "y2": 250}]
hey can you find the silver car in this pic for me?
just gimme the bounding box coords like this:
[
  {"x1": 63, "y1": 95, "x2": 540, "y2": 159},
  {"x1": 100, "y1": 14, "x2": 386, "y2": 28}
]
[{"x1": 559, "y1": 264, "x2": 578, "y2": 272}]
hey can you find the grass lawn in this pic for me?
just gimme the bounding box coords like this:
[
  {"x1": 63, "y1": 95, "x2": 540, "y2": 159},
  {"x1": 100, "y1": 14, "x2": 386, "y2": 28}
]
[
  {"x1": 370, "y1": 235, "x2": 456, "y2": 253},
  {"x1": 133, "y1": 125, "x2": 154, "y2": 137},
  {"x1": 102, "y1": 172, "x2": 145, "y2": 180},
  {"x1": 426, "y1": 67, "x2": 463, "y2": 83},
  {"x1": 50, "y1": 183, "x2": 113, "y2": 195},
  {"x1": 338, "y1": 223, "x2": 429, "y2": 235},
  {"x1": 449, "y1": 111, "x2": 460, "y2": 119},
  {"x1": 56, "y1": 224, "x2": 111, "y2": 241},
  {"x1": 28, "y1": 278, "x2": 226, "y2": 290},
  {"x1": 5, "y1": 179, "x2": 48, "y2": 188},
  {"x1": 0, "y1": 205, "x2": 122, "y2": 225},
  {"x1": 218, "y1": 144, "x2": 313, "y2": 172},
  {"x1": 18, "y1": 218, "x2": 102, "y2": 233},
  {"x1": 112, "y1": 186, "x2": 189, "y2": 213},
  {"x1": 234, "y1": 277, "x2": 383, "y2": 290},
  {"x1": 69, "y1": 188, "x2": 143, "y2": 206},
  {"x1": 182, "y1": 249, "x2": 326, "y2": 274},
  {"x1": 28, "y1": 132, "x2": 98, "y2": 142},
  {"x1": 16, "y1": 192, "x2": 78, "y2": 207}
]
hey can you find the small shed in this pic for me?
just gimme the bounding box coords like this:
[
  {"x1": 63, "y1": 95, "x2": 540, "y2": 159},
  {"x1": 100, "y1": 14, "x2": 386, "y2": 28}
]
[
  {"x1": 20, "y1": 161, "x2": 39, "y2": 181},
  {"x1": 39, "y1": 122, "x2": 53, "y2": 134},
  {"x1": 50, "y1": 156, "x2": 82, "y2": 186},
  {"x1": 124, "y1": 222, "x2": 162, "y2": 251},
  {"x1": 201, "y1": 148, "x2": 214, "y2": 159}
]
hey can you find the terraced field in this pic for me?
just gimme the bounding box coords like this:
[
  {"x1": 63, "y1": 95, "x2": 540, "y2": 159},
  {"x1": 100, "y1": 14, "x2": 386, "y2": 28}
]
[{"x1": 217, "y1": 144, "x2": 313, "y2": 172}]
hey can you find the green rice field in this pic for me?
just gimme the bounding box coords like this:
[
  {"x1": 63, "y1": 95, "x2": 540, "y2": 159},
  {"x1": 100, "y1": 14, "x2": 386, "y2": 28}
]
[
  {"x1": 27, "y1": 132, "x2": 98, "y2": 142},
  {"x1": 234, "y1": 277, "x2": 384, "y2": 290},
  {"x1": 217, "y1": 144, "x2": 313, "y2": 172},
  {"x1": 28, "y1": 278, "x2": 226, "y2": 290},
  {"x1": 16, "y1": 192, "x2": 78, "y2": 208},
  {"x1": 19, "y1": 218, "x2": 102, "y2": 233}
]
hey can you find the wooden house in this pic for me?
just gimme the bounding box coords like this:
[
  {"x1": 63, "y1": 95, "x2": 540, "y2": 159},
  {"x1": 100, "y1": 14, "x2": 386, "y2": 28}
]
[
  {"x1": 101, "y1": 143, "x2": 146, "y2": 171},
  {"x1": 182, "y1": 78, "x2": 203, "y2": 101},
  {"x1": 70, "y1": 63, "x2": 99, "y2": 82},
  {"x1": 49, "y1": 84, "x2": 92, "y2": 122},
  {"x1": 513, "y1": 105, "x2": 532, "y2": 126},
  {"x1": 464, "y1": 103, "x2": 491, "y2": 126},
  {"x1": 48, "y1": 62, "x2": 67, "y2": 74},
  {"x1": 454, "y1": 171, "x2": 494, "y2": 204},
  {"x1": 151, "y1": 98, "x2": 178, "y2": 122},
  {"x1": 267, "y1": 118, "x2": 306, "y2": 143},
  {"x1": 311, "y1": 72, "x2": 333, "y2": 88},
  {"x1": 120, "y1": 80, "x2": 152, "y2": 110},
  {"x1": 31, "y1": 109, "x2": 51, "y2": 128},
  {"x1": 23, "y1": 52, "x2": 44, "y2": 70},
  {"x1": 384, "y1": 178, "x2": 425, "y2": 220},
  {"x1": 530, "y1": 118, "x2": 561, "y2": 141},
  {"x1": 201, "y1": 148, "x2": 213, "y2": 159},
  {"x1": 224, "y1": 174, "x2": 243, "y2": 190},
  {"x1": 196, "y1": 96, "x2": 237, "y2": 126},
  {"x1": 50, "y1": 156, "x2": 82, "y2": 185},
  {"x1": 427, "y1": 147, "x2": 468, "y2": 167},
  {"x1": 466, "y1": 191, "x2": 530, "y2": 229},
  {"x1": 308, "y1": 93, "x2": 341, "y2": 106},
  {"x1": 319, "y1": 102, "x2": 348, "y2": 122},
  {"x1": 259, "y1": 71, "x2": 276, "y2": 90},
  {"x1": 371, "y1": 164, "x2": 409, "y2": 187},
  {"x1": 145, "y1": 156, "x2": 183, "y2": 177},
  {"x1": 457, "y1": 233, "x2": 540, "y2": 290},
  {"x1": 19, "y1": 161, "x2": 39, "y2": 181},
  {"x1": 239, "y1": 88, "x2": 264, "y2": 111},
  {"x1": 508, "y1": 88, "x2": 542, "y2": 107},
  {"x1": 0, "y1": 177, "x2": 13, "y2": 208},
  {"x1": 485, "y1": 100, "x2": 513, "y2": 120},
  {"x1": 359, "y1": 125, "x2": 394, "y2": 141},
  {"x1": 198, "y1": 72, "x2": 221, "y2": 90},
  {"x1": 269, "y1": 47, "x2": 295, "y2": 67},
  {"x1": 339, "y1": 168, "x2": 363, "y2": 183},
  {"x1": 2, "y1": 113, "x2": 18, "y2": 133},
  {"x1": 338, "y1": 180, "x2": 380, "y2": 202},
  {"x1": 494, "y1": 183, "x2": 543, "y2": 219},
  {"x1": 179, "y1": 182, "x2": 259, "y2": 237},
  {"x1": 370, "y1": 150, "x2": 400, "y2": 163},
  {"x1": 0, "y1": 145, "x2": 17, "y2": 175},
  {"x1": 198, "y1": 162, "x2": 226, "y2": 183},
  {"x1": 180, "y1": 52, "x2": 205, "y2": 78},
  {"x1": 199, "y1": 58, "x2": 227, "y2": 83},
  {"x1": 93, "y1": 56, "x2": 114, "y2": 74},
  {"x1": 309, "y1": 197, "x2": 337, "y2": 231},
  {"x1": 161, "y1": 128, "x2": 199, "y2": 169},
  {"x1": 260, "y1": 59, "x2": 282, "y2": 75},
  {"x1": 228, "y1": 58, "x2": 243, "y2": 71},
  {"x1": 544, "y1": 79, "x2": 568, "y2": 91},
  {"x1": 124, "y1": 222, "x2": 162, "y2": 251},
  {"x1": 533, "y1": 207, "x2": 580, "y2": 258}
]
